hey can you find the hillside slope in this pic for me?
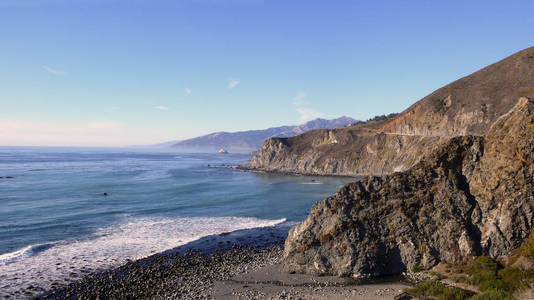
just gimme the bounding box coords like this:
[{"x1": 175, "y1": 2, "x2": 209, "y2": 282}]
[
  {"x1": 284, "y1": 97, "x2": 534, "y2": 277},
  {"x1": 169, "y1": 116, "x2": 356, "y2": 151},
  {"x1": 244, "y1": 47, "x2": 534, "y2": 176}
]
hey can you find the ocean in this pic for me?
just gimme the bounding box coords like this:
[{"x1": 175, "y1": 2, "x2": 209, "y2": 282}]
[{"x1": 0, "y1": 147, "x2": 352, "y2": 298}]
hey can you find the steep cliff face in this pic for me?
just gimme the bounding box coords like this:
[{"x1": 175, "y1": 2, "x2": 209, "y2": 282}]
[
  {"x1": 379, "y1": 47, "x2": 534, "y2": 136},
  {"x1": 283, "y1": 98, "x2": 534, "y2": 277},
  {"x1": 244, "y1": 47, "x2": 534, "y2": 176},
  {"x1": 246, "y1": 128, "x2": 446, "y2": 176},
  {"x1": 466, "y1": 96, "x2": 534, "y2": 258}
]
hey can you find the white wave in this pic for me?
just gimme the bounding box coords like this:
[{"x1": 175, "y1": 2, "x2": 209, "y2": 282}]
[
  {"x1": 0, "y1": 245, "x2": 33, "y2": 265},
  {"x1": 301, "y1": 181, "x2": 323, "y2": 185},
  {"x1": 0, "y1": 216, "x2": 286, "y2": 298}
]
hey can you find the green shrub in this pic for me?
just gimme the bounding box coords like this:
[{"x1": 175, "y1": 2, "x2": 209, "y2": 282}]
[
  {"x1": 406, "y1": 281, "x2": 471, "y2": 300},
  {"x1": 457, "y1": 256, "x2": 499, "y2": 286},
  {"x1": 411, "y1": 264, "x2": 424, "y2": 273},
  {"x1": 498, "y1": 267, "x2": 528, "y2": 291},
  {"x1": 469, "y1": 290, "x2": 514, "y2": 300},
  {"x1": 478, "y1": 278, "x2": 508, "y2": 292},
  {"x1": 519, "y1": 229, "x2": 534, "y2": 259},
  {"x1": 463, "y1": 256, "x2": 511, "y2": 293},
  {"x1": 454, "y1": 255, "x2": 534, "y2": 298}
]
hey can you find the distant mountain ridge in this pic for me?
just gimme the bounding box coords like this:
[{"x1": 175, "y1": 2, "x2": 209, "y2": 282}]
[
  {"x1": 244, "y1": 46, "x2": 534, "y2": 176},
  {"x1": 167, "y1": 116, "x2": 357, "y2": 151}
]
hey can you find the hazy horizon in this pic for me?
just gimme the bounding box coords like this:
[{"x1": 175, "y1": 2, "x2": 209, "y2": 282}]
[{"x1": 1, "y1": 0, "x2": 533, "y2": 146}]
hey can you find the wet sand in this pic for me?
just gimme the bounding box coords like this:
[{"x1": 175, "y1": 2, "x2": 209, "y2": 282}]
[{"x1": 212, "y1": 262, "x2": 409, "y2": 299}]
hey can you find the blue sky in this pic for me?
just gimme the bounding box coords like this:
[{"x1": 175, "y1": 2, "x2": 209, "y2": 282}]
[{"x1": 1, "y1": 0, "x2": 533, "y2": 146}]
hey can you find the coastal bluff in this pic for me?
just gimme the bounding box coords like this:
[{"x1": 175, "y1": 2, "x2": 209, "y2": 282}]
[
  {"x1": 284, "y1": 96, "x2": 534, "y2": 277},
  {"x1": 243, "y1": 46, "x2": 534, "y2": 177},
  {"x1": 242, "y1": 46, "x2": 534, "y2": 279}
]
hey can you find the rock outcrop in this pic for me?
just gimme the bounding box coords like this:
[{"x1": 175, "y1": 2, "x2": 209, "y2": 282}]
[
  {"x1": 283, "y1": 97, "x2": 534, "y2": 277},
  {"x1": 245, "y1": 127, "x2": 447, "y2": 176},
  {"x1": 244, "y1": 47, "x2": 534, "y2": 176}
]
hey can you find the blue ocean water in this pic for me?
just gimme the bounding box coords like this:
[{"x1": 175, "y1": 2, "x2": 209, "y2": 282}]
[{"x1": 0, "y1": 147, "x2": 352, "y2": 298}]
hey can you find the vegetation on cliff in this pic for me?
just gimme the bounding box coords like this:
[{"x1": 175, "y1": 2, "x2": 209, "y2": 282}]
[{"x1": 406, "y1": 242, "x2": 534, "y2": 299}]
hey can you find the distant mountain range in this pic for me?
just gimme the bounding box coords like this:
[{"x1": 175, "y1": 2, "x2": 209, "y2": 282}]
[{"x1": 157, "y1": 116, "x2": 357, "y2": 151}]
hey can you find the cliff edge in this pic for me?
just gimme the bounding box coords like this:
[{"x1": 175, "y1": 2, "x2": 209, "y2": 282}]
[
  {"x1": 243, "y1": 47, "x2": 534, "y2": 176},
  {"x1": 283, "y1": 97, "x2": 534, "y2": 277}
]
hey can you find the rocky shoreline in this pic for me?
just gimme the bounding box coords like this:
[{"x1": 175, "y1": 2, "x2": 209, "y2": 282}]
[
  {"x1": 35, "y1": 237, "x2": 410, "y2": 300},
  {"x1": 236, "y1": 164, "x2": 363, "y2": 179},
  {"x1": 36, "y1": 242, "x2": 285, "y2": 300}
]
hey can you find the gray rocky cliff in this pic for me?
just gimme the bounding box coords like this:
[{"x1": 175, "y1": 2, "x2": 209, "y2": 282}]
[
  {"x1": 245, "y1": 128, "x2": 446, "y2": 176},
  {"x1": 283, "y1": 97, "x2": 534, "y2": 278}
]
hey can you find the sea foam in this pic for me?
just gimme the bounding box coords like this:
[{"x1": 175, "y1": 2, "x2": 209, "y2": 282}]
[{"x1": 0, "y1": 216, "x2": 286, "y2": 298}]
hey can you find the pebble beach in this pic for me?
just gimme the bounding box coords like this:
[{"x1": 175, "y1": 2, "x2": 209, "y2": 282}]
[{"x1": 36, "y1": 231, "x2": 410, "y2": 300}]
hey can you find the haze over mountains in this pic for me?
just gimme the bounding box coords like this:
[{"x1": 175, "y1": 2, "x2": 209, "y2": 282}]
[{"x1": 161, "y1": 116, "x2": 357, "y2": 151}]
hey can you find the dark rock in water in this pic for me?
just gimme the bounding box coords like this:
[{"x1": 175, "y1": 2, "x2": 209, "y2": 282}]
[
  {"x1": 5, "y1": 176, "x2": 14, "y2": 179},
  {"x1": 283, "y1": 97, "x2": 534, "y2": 278},
  {"x1": 103, "y1": 193, "x2": 109, "y2": 196}
]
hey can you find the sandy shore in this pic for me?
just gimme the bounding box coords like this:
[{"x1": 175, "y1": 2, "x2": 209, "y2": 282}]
[
  {"x1": 212, "y1": 261, "x2": 409, "y2": 299},
  {"x1": 36, "y1": 239, "x2": 410, "y2": 300}
]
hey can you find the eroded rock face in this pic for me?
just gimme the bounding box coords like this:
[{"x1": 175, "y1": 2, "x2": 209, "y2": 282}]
[
  {"x1": 468, "y1": 97, "x2": 534, "y2": 257},
  {"x1": 283, "y1": 98, "x2": 534, "y2": 277},
  {"x1": 244, "y1": 126, "x2": 447, "y2": 176}
]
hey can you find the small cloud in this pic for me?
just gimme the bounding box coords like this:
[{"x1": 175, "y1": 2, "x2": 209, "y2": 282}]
[
  {"x1": 87, "y1": 121, "x2": 122, "y2": 130},
  {"x1": 296, "y1": 107, "x2": 324, "y2": 123},
  {"x1": 227, "y1": 79, "x2": 240, "y2": 89},
  {"x1": 292, "y1": 90, "x2": 322, "y2": 123},
  {"x1": 185, "y1": 88, "x2": 192, "y2": 95},
  {"x1": 43, "y1": 65, "x2": 66, "y2": 76},
  {"x1": 154, "y1": 105, "x2": 169, "y2": 110},
  {"x1": 292, "y1": 90, "x2": 308, "y2": 105}
]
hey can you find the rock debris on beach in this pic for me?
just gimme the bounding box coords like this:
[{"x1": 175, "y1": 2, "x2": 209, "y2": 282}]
[
  {"x1": 37, "y1": 244, "x2": 283, "y2": 300},
  {"x1": 36, "y1": 242, "x2": 408, "y2": 300}
]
